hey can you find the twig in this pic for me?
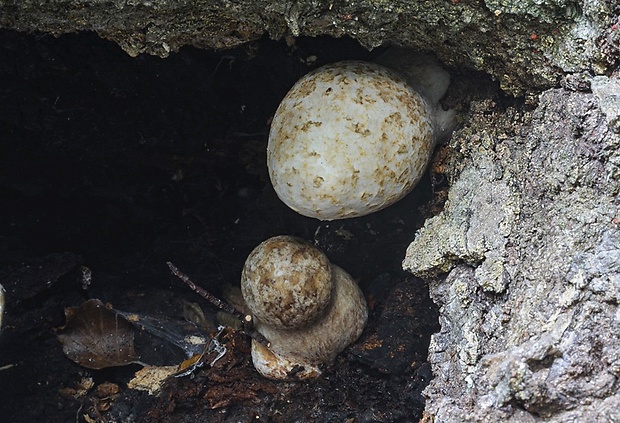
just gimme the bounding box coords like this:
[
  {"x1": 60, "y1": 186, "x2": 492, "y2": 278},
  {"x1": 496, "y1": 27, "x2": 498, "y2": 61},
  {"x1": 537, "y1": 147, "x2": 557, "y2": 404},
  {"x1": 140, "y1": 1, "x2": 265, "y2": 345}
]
[
  {"x1": 167, "y1": 262, "x2": 242, "y2": 318},
  {"x1": 166, "y1": 262, "x2": 270, "y2": 347}
]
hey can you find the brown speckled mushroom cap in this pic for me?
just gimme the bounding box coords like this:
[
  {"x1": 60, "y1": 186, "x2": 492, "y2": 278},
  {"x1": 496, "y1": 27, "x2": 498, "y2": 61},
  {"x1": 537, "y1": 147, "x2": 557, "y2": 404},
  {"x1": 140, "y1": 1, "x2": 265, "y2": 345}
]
[
  {"x1": 241, "y1": 235, "x2": 333, "y2": 330},
  {"x1": 267, "y1": 60, "x2": 434, "y2": 220}
]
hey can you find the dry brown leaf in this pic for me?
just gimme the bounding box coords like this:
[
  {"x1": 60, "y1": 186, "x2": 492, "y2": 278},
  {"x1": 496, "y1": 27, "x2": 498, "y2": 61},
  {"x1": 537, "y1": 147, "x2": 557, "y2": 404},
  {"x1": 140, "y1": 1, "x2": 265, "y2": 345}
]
[{"x1": 57, "y1": 299, "x2": 140, "y2": 369}]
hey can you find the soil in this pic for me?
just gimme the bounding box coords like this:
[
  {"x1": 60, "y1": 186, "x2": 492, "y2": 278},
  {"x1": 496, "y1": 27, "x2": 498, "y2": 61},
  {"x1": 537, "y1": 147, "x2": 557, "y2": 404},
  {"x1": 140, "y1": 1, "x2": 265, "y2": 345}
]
[{"x1": 0, "y1": 29, "x2": 440, "y2": 422}]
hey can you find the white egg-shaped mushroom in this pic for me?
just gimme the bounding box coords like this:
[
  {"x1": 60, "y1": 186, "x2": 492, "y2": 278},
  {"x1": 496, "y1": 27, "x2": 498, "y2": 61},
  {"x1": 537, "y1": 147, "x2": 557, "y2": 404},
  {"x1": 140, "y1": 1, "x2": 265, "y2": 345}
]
[
  {"x1": 267, "y1": 60, "x2": 436, "y2": 220},
  {"x1": 241, "y1": 235, "x2": 368, "y2": 379}
]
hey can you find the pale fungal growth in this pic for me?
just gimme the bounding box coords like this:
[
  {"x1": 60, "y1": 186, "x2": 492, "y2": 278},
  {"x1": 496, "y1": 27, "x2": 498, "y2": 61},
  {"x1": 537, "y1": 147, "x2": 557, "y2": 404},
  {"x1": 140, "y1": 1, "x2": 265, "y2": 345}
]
[
  {"x1": 267, "y1": 55, "x2": 456, "y2": 220},
  {"x1": 241, "y1": 235, "x2": 368, "y2": 379}
]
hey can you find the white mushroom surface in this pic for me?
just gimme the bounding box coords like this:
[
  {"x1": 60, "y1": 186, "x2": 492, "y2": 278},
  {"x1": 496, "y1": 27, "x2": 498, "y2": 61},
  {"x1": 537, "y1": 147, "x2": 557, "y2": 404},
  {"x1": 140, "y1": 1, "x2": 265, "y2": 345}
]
[{"x1": 268, "y1": 60, "x2": 434, "y2": 220}]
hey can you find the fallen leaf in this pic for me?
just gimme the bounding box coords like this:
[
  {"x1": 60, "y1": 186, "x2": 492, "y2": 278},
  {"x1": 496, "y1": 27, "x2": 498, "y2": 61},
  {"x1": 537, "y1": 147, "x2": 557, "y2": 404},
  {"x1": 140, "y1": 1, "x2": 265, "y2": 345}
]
[{"x1": 57, "y1": 299, "x2": 140, "y2": 369}]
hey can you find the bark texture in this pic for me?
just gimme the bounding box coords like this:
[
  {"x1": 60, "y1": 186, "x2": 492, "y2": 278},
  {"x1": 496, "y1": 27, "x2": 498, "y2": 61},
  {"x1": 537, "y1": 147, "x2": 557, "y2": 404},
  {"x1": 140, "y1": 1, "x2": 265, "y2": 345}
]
[
  {"x1": 404, "y1": 85, "x2": 620, "y2": 421},
  {"x1": 1, "y1": 0, "x2": 619, "y2": 95}
]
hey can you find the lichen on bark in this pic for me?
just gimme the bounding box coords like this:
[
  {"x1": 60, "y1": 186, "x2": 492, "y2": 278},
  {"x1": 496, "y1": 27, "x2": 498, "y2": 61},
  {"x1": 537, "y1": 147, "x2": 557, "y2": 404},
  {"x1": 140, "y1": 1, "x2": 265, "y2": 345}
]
[{"x1": 404, "y1": 86, "x2": 620, "y2": 421}]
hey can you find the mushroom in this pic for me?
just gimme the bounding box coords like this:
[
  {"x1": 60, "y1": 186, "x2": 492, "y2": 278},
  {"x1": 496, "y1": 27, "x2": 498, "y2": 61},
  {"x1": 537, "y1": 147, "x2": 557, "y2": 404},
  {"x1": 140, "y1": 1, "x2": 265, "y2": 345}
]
[
  {"x1": 241, "y1": 235, "x2": 367, "y2": 379},
  {"x1": 267, "y1": 56, "x2": 457, "y2": 220}
]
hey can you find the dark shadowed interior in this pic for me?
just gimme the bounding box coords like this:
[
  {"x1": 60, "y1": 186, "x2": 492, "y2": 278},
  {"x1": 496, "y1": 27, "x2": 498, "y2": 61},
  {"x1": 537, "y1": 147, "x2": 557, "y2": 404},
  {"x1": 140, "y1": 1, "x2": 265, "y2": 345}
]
[{"x1": 0, "y1": 30, "x2": 440, "y2": 422}]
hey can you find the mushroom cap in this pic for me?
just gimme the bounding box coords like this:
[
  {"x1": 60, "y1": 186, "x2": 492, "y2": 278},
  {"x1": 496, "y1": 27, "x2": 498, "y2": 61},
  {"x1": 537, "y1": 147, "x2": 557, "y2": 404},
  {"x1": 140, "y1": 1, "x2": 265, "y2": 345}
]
[
  {"x1": 241, "y1": 236, "x2": 333, "y2": 330},
  {"x1": 268, "y1": 60, "x2": 434, "y2": 221}
]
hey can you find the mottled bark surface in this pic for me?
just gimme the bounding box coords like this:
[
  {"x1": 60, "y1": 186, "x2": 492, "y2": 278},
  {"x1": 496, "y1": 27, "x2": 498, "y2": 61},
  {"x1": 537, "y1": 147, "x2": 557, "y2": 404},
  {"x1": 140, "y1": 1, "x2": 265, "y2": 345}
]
[
  {"x1": 1, "y1": 0, "x2": 619, "y2": 95},
  {"x1": 404, "y1": 86, "x2": 620, "y2": 421}
]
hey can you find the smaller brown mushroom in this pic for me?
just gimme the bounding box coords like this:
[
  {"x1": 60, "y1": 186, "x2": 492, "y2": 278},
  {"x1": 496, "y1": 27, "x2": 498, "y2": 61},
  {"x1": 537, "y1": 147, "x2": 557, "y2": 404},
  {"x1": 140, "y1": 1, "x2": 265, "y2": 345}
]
[{"x1": 241, "y1": 235, "x2": 368, "y2": 379}]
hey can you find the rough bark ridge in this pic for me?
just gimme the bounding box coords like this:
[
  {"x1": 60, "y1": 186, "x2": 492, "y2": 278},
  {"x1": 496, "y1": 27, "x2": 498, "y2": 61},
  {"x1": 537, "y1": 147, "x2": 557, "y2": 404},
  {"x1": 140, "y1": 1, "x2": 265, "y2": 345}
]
[
  {"x1": 1, "y1": 0, "x2": 619, "y2": 95},
  {"x1": 403, "y1": 86, "x2": 620, "y2": 422}
]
